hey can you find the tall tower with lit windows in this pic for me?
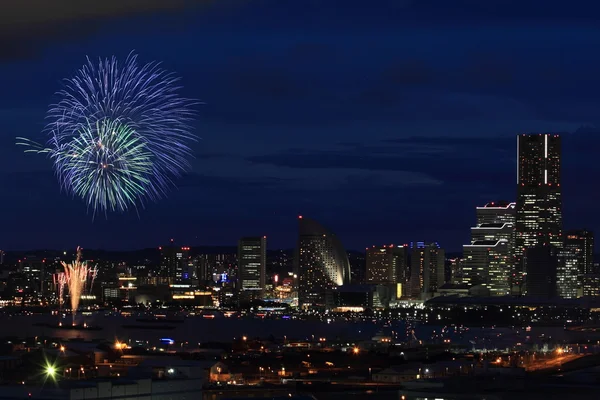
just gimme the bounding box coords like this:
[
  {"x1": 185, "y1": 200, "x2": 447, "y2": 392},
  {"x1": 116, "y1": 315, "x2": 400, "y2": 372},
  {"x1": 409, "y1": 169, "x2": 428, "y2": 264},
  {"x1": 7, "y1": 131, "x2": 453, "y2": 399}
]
[
  {"x1": 238, "y1": 236, "x2": 267, "y2": 299},
  {"x1": 295, "y1": 216, "x2": 351, "y2": 308},
  {"x1": 515, "y1": 134, "x2": 562, "y2": 295}
]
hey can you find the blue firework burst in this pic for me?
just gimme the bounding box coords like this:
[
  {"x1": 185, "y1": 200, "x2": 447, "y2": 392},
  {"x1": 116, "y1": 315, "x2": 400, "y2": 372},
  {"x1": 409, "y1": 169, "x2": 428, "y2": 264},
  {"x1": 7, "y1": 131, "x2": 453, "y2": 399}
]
[{"x1": 17, "y1": 53, "x2": 197, "y2": 216}]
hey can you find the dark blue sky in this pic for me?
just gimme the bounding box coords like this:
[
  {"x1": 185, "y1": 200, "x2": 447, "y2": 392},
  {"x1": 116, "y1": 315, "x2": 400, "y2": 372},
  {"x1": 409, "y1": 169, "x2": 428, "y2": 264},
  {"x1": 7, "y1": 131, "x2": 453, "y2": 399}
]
[{"x1": 1, "y1": 0, "x2": 600, "y2": 251}]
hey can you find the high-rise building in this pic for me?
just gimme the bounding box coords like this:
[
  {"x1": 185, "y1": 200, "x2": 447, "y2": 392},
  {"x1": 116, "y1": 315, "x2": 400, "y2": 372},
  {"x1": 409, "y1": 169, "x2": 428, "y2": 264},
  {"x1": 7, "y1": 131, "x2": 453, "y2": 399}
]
[
  {"x1": 565, "y1": 230, "x2": 594, "y2": 275},
  {"x1": 449, "y1": 257, "x2": 464, "y2": 284},
  {"x1": 462, "y1": 202, "x2": 515, "y2": 296},
  {"x1": 408, "y1": 242, "x2": 445, "y2": 299},
  {"x1": 365, "y1": 245, "x2": 408, "y2": 285},
  {"x1": 238, "y1": 236, "x2": 266, "y2": 298},
  {"x1": 516, "y1": 134, "x2": 562, "y2": 294},
  {"x1": 582, "y1": 274, "x2": 600, "y2": 297},
  {"x1": 557, "y1": 248, "x2": 580, "y2": 299},
  {"x1": 558, "y1": 230, "x2": 594, "y2": 298},
  {"x1": 295, "y1": 216, "x2": 351, "y2": 308},
  {"x1": 197, "y1": 253, "x2": 237, "y2": 284},
  {"x1": 463, "y1": 240, "x2": 510, "y2": 295},
  {"x1": 526, "y1": 244, "x2": 558, "y2": 298},
  {"x1": 159, "y1": 240, "x2": 190, "y2": 283},
  {"x1": 476, "y1": 202, "x2": 516, "y2": 225}
]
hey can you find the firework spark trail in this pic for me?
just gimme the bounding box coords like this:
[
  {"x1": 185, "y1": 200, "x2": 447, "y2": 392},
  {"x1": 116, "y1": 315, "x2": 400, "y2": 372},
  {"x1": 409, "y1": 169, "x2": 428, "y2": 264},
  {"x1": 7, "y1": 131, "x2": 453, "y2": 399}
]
[
  {"x1": 54, "y1": 118, "x2": 154, "y2": 213},
  {"x1": 89, "y1": 266, "x2": 98, "y2": 293},
  {"x1": 53, "y1": 273, "x2": 67, "y2": 309},
  {"x1": 61, "y1": 247, "x2": 94, "y2": 321},
  {"x1": 16, "y1": 52, "x2": 197, "y2": 216}
]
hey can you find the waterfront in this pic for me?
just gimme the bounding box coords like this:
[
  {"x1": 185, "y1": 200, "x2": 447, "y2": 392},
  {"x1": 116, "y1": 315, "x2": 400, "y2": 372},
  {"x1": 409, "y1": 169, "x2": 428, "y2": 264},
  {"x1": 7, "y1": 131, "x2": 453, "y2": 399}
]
[{"x1": 0, "y1": 312, "x2": 578, "y2": 347}]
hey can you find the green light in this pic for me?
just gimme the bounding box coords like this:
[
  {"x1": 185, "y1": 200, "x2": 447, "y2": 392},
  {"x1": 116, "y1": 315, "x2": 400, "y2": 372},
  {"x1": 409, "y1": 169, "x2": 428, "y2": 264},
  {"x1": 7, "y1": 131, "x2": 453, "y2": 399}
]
[{"x1": 45, "y1": 364, "x2": 57, "y2": 380}]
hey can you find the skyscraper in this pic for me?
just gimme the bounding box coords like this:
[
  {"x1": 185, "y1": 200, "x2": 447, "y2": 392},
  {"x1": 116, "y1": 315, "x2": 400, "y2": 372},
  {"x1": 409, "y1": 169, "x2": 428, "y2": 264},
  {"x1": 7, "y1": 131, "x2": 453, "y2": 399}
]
[
  {"x1": 526, "y1": 245, "x2": 558, "y2": 298},
  {"x1": 516, "y1": 134, "x2": 562, "y2": 293},
  {"x1": 295, "y1": 216, "x2": 351, "y2": 308},
  {"x1": 476, "y1": 201, "x2": 516, "y2": 226},
  {"x1": 463, "y1": 240, "x2": 510, "y2": 295},
  {"x1": 408, "y1": 242, "x2": 445, "y2": 299},
  {"x1": 564, "y1": 230, "x2": 594, "y2": 275},
  {"x1": 238, "y1": 236, "x2": 266, "y2": 298},
  {"x1": 462, "y1": 202, "x2": 515, "y2": 295},
  {"x1": 365, "y1": 245, "x2": 408, "y2": 285},
  {"x1": 558, "y1": 230, "x2": 594, "y2": 298},
  {"x1": 449, "y1": 257, "x2": 465, "y2": 284},
  {"x1": 159, "y1": 240, "x2": 190, "y2": 283},
  {"x1": 197, "y1": 253, "x2": 237, "y2": 284}
]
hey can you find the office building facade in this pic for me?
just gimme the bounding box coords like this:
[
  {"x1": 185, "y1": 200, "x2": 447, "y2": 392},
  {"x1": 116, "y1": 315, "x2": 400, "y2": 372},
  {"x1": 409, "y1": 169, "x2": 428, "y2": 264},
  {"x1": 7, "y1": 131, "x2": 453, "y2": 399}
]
[
  {"x1": 295, "y1": 216, "x2": 351, "y2": 308},
  {"x1": 526, "y1": 244, "x2": 558, "y2": 298},
  {"x1": 160, "y1": 240, "x2": 190, "y2": 283},
  {"x1": 408, "y1": 242, "x2": 445, "y2": 299},
  {"x1": 515, "y1": 134, "x2": 562, "y2": 294},
  {"x1": 462, "y1": 202, "x2": 515, "y2": 295},
  {"x1": 238, "y1": 236, "x2": 267, "y2": 298},
  {"x1": 558, "y1": 230, "x2": 594, "y2": 298},
  {"x1": 365, "y1": 245, "x2": 409, "y2": 285}
]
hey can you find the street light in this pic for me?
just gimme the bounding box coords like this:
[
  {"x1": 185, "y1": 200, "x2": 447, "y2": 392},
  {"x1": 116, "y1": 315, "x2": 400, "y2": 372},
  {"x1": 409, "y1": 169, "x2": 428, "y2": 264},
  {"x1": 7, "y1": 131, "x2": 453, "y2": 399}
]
[{"x1": 45, "y1": 363, "x2": 58, "y2": 381}]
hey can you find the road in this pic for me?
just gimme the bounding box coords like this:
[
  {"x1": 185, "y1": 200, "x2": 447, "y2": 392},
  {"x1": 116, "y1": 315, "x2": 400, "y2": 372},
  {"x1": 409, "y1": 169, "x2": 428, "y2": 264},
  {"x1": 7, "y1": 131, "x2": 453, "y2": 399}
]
[{"x1": 525, "y1": 354, "x2": 583, "y2": 371}]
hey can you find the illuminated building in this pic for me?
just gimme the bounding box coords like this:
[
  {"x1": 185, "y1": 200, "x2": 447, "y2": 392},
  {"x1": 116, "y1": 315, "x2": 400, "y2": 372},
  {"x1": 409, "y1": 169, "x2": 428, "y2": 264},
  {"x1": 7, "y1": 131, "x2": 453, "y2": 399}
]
[
  {"x1": 408, "y1": 242, "x2": 445, "y2": 299},
  {"x1": 197, "y1": 253, "x2": 237, "y2": 285},
  {"x1": 515, "y1": 134, "x2": 562, "y2": 294},
  {"x1": 559, "y1": 230, "x2": 594, "y2": 298},
  {"x1": 582, "y1": 274, "x2": 600, "y2": 297},
  {"x1": 238, "y1": 236, "x2": 266, "y2": 300},
  {"x1": 170, "y1": 284, "x2": 213, "y2": 306},
  {"x1": 449, "y1": 257, "x2": 465, "y2": 284},
  {"x1": 326, "y1": 285, "x2": 373, "y2": 312},
  {"x1": 463, "y1": 240, "x2": 510, "y2": 296},
  {"x1": 295, "y1": 216, "x2": 351, "y2": 307},
  {"x1": 365, "y1": 245, "x2": 408, "y2": 285},
  {"x1": 159, "y1": 240, "x2": 190, "y2": 283},
  {"x1": 476, "y1": 201, "x2": 516, "y2": 225},
  {"x1": 461, "y1": 203, "x2": 514, "y2": 295},
  {"x1": 564, "y1": 230, "x2": 594, "y2": 274}
]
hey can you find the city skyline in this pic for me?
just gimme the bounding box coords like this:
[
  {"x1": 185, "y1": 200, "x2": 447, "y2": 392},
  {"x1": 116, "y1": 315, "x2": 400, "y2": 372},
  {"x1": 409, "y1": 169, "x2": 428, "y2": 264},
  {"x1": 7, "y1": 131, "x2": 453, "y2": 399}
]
[
  {"x1": 4, "y1": 3, "x2": 600, "y2": 398},
  {"x1": 2, "y1": 1, "x2": 600, "y2": 252}
]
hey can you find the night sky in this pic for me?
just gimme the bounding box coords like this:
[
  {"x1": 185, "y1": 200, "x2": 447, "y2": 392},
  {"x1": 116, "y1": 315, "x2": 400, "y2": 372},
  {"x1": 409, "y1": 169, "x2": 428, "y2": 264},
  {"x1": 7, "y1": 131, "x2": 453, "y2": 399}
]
[{"x1": 1, "y1": 0, "x2": 600, "y2": 252}]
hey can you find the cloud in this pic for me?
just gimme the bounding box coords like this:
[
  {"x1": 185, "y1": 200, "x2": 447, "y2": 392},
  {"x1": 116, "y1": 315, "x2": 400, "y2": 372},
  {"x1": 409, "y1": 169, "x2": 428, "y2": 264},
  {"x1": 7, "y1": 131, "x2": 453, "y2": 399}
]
[
  {"x1": 246, "y1": 136, "x2": 515, "y2": 187},
  {"x1": 0, "y1": 0, "x2": 205, "y2": 61},
  {"x1": 195, "y1": 154, "x2": 442, "y2": 189},
  {"x1": 178, "y1": 173, "x2": 289, "y2": 190},
  {"x1": 1, "y1": 0, "x2": 192, "y2": 28}
]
